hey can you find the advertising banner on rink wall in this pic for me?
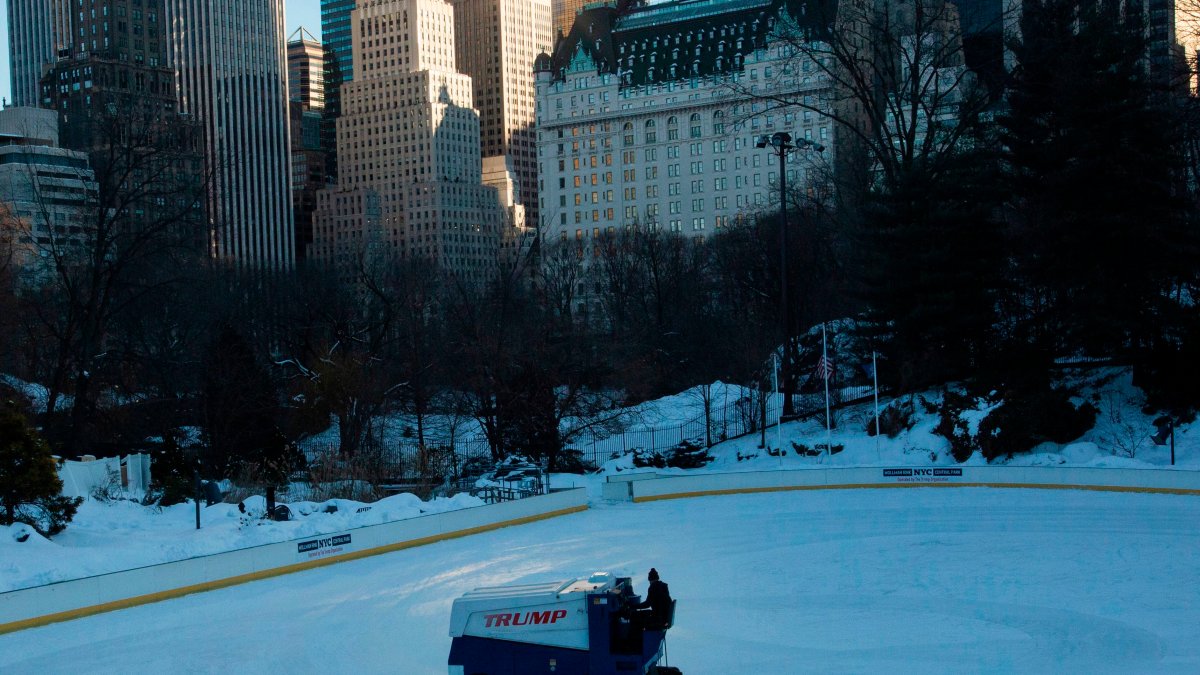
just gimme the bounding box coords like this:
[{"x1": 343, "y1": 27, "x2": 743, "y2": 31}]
[{"x1": 882, "y1": 468, "x2": 963, "y2": 483}]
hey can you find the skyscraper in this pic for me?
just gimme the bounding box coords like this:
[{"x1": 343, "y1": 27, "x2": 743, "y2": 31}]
[
  {"x1": 40, "y1": 0, "x2": 181, "y2": 148},
  {"x1": 289, "y1": 28, "x2": 326, "y2": 111},
  {"x1": 551, "y1": 0, "x2": 586, "y2": 39},
  {"x1": 288, "y1": 28, "x2": 328, "y2": 262},
  {"x1": 165, "y1": 0, "x2": 294, "y2": 268},
  {"x1": 321, "y1": 0, "x2": 356, "y2": 182},
  {"x1": 310, "y1": 0, "x2": 503, "y2": 280},
  {"x1": 4, "y1": 0, "x2": 68, "y2": 106},
  {"x1": 452, "y1": 0, "x2": 552, "y2": 233}
]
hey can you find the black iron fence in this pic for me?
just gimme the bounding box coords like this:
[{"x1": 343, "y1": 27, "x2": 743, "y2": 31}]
[{"x1": 299, "y1": 384, "x2": 879, "y2": 479}]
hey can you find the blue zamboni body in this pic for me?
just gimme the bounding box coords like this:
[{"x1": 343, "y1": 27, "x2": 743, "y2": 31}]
[{"x1": 447, "y1": 572, "x2": 677, "y2": 675}]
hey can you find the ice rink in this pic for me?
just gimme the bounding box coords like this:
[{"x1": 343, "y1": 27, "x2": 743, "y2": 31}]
[{"x1": 3, "y1": 487, "x2": 1199, "y2": 674}]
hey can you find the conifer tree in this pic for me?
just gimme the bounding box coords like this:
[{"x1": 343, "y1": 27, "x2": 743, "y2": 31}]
[
  {"x1": 1000, "y1": 0, "x2": 1190, "y2": 367},
  {"x1": 0, "y1": 405, "x2": 82, "y2": 536}
]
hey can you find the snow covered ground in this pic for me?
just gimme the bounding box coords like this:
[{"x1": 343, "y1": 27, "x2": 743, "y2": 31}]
[
  {"x1": 0, "y1": 492, "x2": 484, "y2": 592},
  {"x1": 3, "y1": 487, "x2": 1198, "y2": 674}
]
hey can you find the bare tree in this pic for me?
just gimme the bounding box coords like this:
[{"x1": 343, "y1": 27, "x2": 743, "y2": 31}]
[
  {"x1": 735, "y1": 0, "x2": 998, "y2": 194},
  {"x1": 13, "y1": 102, "x2": 209, "y2": 452}
]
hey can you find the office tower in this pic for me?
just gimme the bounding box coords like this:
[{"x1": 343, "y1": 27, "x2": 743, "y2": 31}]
[
  {"x1": 551, "y1": 0, "x2": 586, "y2": 39},
  {"x1": 0, "y1": 107, "x2": 97, "y2": 272},
  {"x1": 40, "y1": 0, "x2": 181, "y2": 148},
  {"x1": 452, "y1": 0, "x2": 552, "y2": 234},
  {"x1": 36, "y1": 0, "x2": 205, "y2": 262},
  {"x1": 289, "y1": 28, "x2": 326, "y2": 111},
  {"x1": 288, "y1": 28, "x2": 328, "y2": 262},
  {"x1": 310, "y1": 0, "x2": 502, "y2": 280},
  {"x1": 165, "y1": 0, "x2": 294, "y2": 268},
  {"x1": 321, "y1": 0, "x2": 356, "y2": 182},
  {"x1": 4, "y1": 0, "x2": 68, "y2": 106}
]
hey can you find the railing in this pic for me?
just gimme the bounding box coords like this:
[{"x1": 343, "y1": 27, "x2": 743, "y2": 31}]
[{"x1": 300, "y1": 384, "x2": 880, "y2": 477}]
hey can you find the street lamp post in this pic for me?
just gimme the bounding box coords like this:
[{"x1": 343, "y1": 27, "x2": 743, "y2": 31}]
[{"x1": 756, "y1": 132, "x2": 823, "y2": 419}]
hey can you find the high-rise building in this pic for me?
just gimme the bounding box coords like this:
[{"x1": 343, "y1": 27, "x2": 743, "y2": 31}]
[
  {"x1": 40, "y1": 0, "x2": 181, "y2": 148},
  {"x1": 310, "y1": 0, "x2": 503, "y2": 280},
  {"x1": 4, "y1": 0, "x2": 68, "y2": 106},
  {"x1": 551, "y1": 0, "x2": 586, "y2": 39},
  {"x1": 535, "y1": 0, "x2": 836, "y2": 243},
  {"x1": 165, "y1": 0, "x2": 294, "y2": 268},
  {"x1": 289, "y1": 28, "x2": 326, "y2": 111},
  {"x1": 321, "y1": 0, "x2": 356, "y2": 182},
  {"x1": 289, "y1": 28, "x2": 328, "y2": 262},
  {"x1": 0, "y1": 107, "x2": 97, "y2": 274},
  {"x1": 452, "y1": 0, "x2": 552, "y2": 234},
  {"x1": 37, "y1": 1, "x2": 206, "y2": 260}
]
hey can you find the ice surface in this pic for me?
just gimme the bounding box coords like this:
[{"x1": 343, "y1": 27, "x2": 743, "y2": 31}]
[{"x1": 2, "y1": 488, "x2": 1198, "y2": 673}]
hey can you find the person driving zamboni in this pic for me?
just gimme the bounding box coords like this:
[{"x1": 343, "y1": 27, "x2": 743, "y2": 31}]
[{"x1": 631, "y1": 568, "x2": 673, "y2": 630}]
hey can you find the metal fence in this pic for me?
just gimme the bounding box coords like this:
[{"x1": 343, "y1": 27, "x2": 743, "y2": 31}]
[{"x1": 300, "y1": 384, "x2": 879, "y2": 479}]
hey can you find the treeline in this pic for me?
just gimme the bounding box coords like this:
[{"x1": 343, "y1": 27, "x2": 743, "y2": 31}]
[{"x1": 0, "y1": 214, "x2": 840, "y2": 481}]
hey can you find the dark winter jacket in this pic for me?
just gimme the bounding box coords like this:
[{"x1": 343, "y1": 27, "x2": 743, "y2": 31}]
[{"x1": 636, "y1": 579, "x2": 672, "y2": 627}]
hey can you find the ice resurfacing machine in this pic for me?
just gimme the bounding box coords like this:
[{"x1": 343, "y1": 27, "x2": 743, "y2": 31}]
[{"x1": 448, "y1": 572, "x2": 680, "y2": 674}]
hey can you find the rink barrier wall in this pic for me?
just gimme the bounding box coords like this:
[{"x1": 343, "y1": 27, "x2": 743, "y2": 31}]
[
  {"x1": 622, "y1": 466, "x2": 1200, "y2": 502},
  {"x1": 0, "y1": 488, "x2": 588, "y2": 635}
]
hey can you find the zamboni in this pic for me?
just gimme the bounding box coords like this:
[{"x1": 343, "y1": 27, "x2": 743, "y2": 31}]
[{"x1": 448, "y1": 571, "x2": 681, "y2": 675}]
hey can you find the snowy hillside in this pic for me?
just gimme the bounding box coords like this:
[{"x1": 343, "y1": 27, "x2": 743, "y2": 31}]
[{"x1": 1, "y1": 367, "x2": 1193, "y2": 594}]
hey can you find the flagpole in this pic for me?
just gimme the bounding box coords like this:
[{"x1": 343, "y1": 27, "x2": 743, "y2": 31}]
[
  {"x1": 822, "y1": 322, "x2": 832, "y2": 457},
  {"x1": 774, "y1": 353, "x2": 782, "y2": 467},
  {"x1": 873, "y1": 350, "x2": 881, "y2": 462}
]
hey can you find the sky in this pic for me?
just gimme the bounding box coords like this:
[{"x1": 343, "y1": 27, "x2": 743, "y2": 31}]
[{"x1": 0, "y1": 1, "x2": 321, "y2": 106}]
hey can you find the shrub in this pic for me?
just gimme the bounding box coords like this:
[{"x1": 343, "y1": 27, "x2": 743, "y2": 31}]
[
  {"x1": 148, "y1": 433, "x2": 196, "y2": 507},
  {"x1": 667, "y1": 440, "x2": 711, "y2": 469},
  {"x1": 932, "y1": 390, "x2": 977, "y2": 463},
  {"x1": 632, "y1": 447, "x2": 667, "y2": 468},
  {"x1": 976, "y1": 387, "x2": 1097, "y2": 461},
  {"x1": 866, "y1": 398, "x2": 916, "y2": 438},
  {"x1": 554, "y1": 448, "x2": 597, "y2": 474}
]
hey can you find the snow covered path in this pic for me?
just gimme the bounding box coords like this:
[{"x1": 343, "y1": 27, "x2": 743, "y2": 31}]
[{"x1": 3, "y1": 488, "x2": 1199, "y2": 674}]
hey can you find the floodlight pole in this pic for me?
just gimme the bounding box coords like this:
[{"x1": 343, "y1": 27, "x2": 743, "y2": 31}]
[{"x1": 757, "y1": 132, "x2": 823, "y2": 421}]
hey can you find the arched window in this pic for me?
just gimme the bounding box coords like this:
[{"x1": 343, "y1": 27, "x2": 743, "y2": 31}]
[
  {"x1": 690, "y1": 113, "x2": 702, "y2": 138},
  {"x1": 667, "y1": 116, "x2": 679, "y2": 141},
  {"x1": 712, "y1": 110, "x2": 725, "y2": 135},
  {"x1": 623, "y1": 122, "x2": 634, "y2": 147},
  {"x1": 645, "y1": 119, "x2": 657, "y2": 143}
]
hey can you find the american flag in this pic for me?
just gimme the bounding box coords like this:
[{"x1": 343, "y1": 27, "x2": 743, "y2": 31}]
[{"x1": 816, "y1": 355, "x2": 832, "y2": 380}]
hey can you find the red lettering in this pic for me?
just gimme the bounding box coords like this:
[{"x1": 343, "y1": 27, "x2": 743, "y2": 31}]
[
  {"x1": 484, "y1": 613, "x2": 500, "y2": 628},
  {"x1": 513, "y1": 612, "x2": 528, "y2": 626},
  {"x1": 552, "y1": 609, "x2": 567, "y2": 622},
  {"x1": 496, "y1": 614, "x2": 512, "y2": 627},
  {"x1": 529, "y1": 611, "x2": 551, "y2": 625}
]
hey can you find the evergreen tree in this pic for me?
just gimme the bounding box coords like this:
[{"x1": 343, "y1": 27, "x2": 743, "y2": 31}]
[
  {"x1": 856, "y1": 140, "x2": 1007, "y2": 391},
  {"x1": 0, "y1": 405, "x2": 82, "y2": 536},
  {"x1": 202, "y1": 325, "x2": 298, "y2": 484},
  {"x1": 1000, "y1": 0, "x2": 1191, "y2": 367}
]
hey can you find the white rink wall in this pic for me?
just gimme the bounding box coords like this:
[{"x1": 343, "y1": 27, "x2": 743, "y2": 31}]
[
  {"x1": 617, "y1": 466, "x2": 1200, "y2": 501},
  {"x1": 0, "y1": 488, "x2": 588, "y2": 631}
]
